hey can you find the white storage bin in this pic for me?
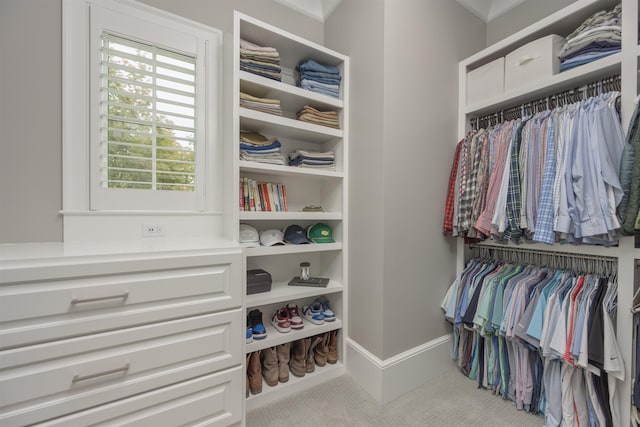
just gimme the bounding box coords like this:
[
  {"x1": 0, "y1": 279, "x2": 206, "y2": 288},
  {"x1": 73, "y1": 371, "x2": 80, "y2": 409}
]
[
  {"x1": 504, "y1": 34, "x2": 565, "y2": 93},
  {"x1": 466, "y1": 57, "x2": 504, "y2": 106}
]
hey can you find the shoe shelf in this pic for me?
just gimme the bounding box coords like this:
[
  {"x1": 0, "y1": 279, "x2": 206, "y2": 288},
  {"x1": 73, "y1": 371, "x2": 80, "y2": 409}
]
[
  {"x1": 240, "y1": 71, "x2": 343, "y2": 111},
  {"x1": 239, "y1": 160, "x2": 344, "y2": 179},
  {"x1": 245, "y1": 242, "x2": 341, "y2": 257},
  {"x1": 246, "y1": 279, "x2": 343, "y2": 308},
  {"x1": 246, "y1": 318, "x2": 342, "y2": 353},
  {"x1": 240, "y1": 108, "x2": 342, "y2": 142},
  {"x1": 245, "y1": 361, "x2": 345, "y2": 411}
]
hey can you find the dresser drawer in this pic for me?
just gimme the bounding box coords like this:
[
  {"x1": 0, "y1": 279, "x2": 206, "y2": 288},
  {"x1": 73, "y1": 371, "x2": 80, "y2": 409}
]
[
  {"x1": 0, "y1": 253, "x2": 241, "y2": 349},
  {"x1": 0, "y1": 310, "x2": 241, "y2": 426},
  {"x1": 36, "y1": 367, "x2": 242, "y2": 427}
]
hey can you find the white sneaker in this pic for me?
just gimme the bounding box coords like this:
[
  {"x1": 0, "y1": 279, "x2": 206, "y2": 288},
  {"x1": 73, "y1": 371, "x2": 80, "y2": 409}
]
[{"x1": 302, "y1": 303, "x2": 325, "y2": 325}]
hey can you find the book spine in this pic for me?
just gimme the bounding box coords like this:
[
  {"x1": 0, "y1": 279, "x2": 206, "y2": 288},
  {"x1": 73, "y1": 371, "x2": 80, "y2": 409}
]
[
  {"x1": 261, "y1": 183, "x2": 271, "y2": 212},
  {"x1": 257, "y1": 181, "x2": 265, "y2": 212},
  {"x1": 281, "y1": 184, "x2": 289, "y2": 212},
  {"x1": 269, "y1": 183, "x2": 279, "y2": 212},
  {"x1": 243, "y1": 177, "x2": 250, "y2": 211},
  {"x1": 248, "y1": 179, "x2": 255, "y2": 211},
  {"x1": 239, "y1": 178, "x2": 244, "y2": 211},
  {"x1": 252, "y1": 179, "x2": 262, "y2": 211},
  {"x1": 277, "y1": 184, "x2": 285, "y2": 213}
]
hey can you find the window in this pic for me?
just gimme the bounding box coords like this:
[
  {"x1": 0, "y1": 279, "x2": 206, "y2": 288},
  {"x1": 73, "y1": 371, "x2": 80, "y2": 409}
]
[
  {"x1": 64, "y1": 0, "x2": 220, "y2": 213},
  {"x1": 101, "y1": 33, "x2": 197, "y2": 193}
]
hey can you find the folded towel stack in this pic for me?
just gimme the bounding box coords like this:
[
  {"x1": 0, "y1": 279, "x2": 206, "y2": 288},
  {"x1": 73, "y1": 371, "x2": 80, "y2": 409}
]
[
  {"x1": 240, "y1": 92, "x2": 283, "y2": 116},
  {"x1": 240, "y1": 130, "x2": 284, "y2": 165},
  {"x1": 240, "y1": 39, "x2": 281, "y2": 81},
  {"x1": 288, "y1": 149, "x2": 335, "y2": 170},
  {"x1": 296, "y1": 105, "x2": 340, "y2": 129},
  {"x1": 296, "y1": 59, "x2": 341, "y2": 98}
]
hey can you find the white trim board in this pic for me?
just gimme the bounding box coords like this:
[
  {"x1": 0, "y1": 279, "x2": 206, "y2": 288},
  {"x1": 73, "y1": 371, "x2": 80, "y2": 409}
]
[{"x1": 346, "y1": 334, "x2": 454, "y2": 404}]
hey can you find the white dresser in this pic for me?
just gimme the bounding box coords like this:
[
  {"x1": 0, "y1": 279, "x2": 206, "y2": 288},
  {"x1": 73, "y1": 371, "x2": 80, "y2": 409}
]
[{"x1": 0, "y1": 242, "x2": 243, "y2": 426}]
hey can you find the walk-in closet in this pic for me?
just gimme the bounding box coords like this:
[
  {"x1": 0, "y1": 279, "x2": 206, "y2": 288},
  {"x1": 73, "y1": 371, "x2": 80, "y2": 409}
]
[{"x1": 1, "y1": 0, "x2": 640, "y2": 426}]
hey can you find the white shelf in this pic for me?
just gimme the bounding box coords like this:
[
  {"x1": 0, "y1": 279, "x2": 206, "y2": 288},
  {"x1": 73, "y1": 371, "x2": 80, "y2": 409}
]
[
  {"x1": 246, "y1": 279, "x2": 344, "y2": 308},
  {"x1": 245, "y1": 361, "x2": 345, "y2": 411},
  {"x1": 239, "y1": 160, "x2": 344, "y2": 179},
  {"x1": 240, "y1": 70, "x2": 343, "y2": 110},
  {"x1": 246, "y1": 318, "x2": 342, "y2": 352},
  {"x1": 245, "y1": 242, "x2": 342, "y2": 257},
  {"x1": 239, "y1": 211, "x2": 342, "y2": 221},
  {"x1": 465, "y1": 52, "x2": 622, "y2": 116},
  {"x1": 240, "y1": 107, "x2": 342, "y2": 142},
  {"x1": 463, "y1": 0, "x2": 620, "y2": 68},
  {"x1": 238, "y1": 12, "x2": 348, "y2": 69},
  {"x1": 236, "y1": 12, "x2": 348, "y2": 414}
]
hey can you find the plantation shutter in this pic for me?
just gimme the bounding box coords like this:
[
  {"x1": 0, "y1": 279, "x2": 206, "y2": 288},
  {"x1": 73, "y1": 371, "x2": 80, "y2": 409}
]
[{"x1": 101, "y1": 33, "x2": 197, "y2": 192}]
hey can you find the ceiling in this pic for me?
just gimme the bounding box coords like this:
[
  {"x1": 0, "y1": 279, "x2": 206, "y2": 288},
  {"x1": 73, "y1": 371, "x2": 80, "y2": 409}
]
[
  {"x1": 272, "y1": 0, "x2": 343, "y2": 22},
  {"x1": 456, "y1": 0, "x2": 529, "y2": 22},
  {"x1": 273, "y1": 0, "x2": 529, "y2": 23}
]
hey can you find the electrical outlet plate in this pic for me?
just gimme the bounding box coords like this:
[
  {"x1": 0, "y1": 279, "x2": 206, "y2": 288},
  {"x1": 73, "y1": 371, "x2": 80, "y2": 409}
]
[{"x1": 142, "y1": 224, "x2": 165, "y2": 237}]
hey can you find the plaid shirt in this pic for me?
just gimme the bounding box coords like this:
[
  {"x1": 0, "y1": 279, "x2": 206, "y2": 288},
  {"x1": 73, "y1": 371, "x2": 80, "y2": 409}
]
[
  {"x1": 533, "y1": 115, "x2": 557, "y2": 244},
  {"x1": 459, "y1": 131, "x2": 485, "y2": 233},
  {"x1": 443, "y1": 140, "x2": 464, "y2": 236},
  {"x1": 502, "y1": 121, "x2": 527, "y2": 242}
]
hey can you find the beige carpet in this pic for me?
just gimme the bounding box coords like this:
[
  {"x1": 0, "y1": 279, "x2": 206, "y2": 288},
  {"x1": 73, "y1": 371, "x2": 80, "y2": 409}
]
[{"x1": 247, "y1": 368, "x2": 544, "y2": 427}]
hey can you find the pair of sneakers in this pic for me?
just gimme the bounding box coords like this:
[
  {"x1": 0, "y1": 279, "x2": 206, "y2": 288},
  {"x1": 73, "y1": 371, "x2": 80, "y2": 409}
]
[
  {"x1": 271, "y1": 303, "x2": 305, "y2": 333},
  {"x1": 302, "y1": 296, "x2": 336, "y2": 325},
  {"x1": 247, "y1": 309, "x2": 267, "y2": 343}
]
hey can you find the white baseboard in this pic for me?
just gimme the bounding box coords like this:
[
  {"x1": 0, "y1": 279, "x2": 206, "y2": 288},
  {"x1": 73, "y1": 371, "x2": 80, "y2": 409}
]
[{"x1": 346, "y1": 334, "x2": 454, "y2": 404}]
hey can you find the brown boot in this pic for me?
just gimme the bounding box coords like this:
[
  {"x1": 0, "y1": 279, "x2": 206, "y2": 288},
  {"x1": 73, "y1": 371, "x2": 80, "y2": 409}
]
[
  {"x1": 248, "y1": 350, "x2": 262, "y2": 394},
  {"x1": 246, "y1": 353, "x2": 250, "y2": 397},
  {"x1": 261, "y1": 347, "x2": 278, "y2": 387},
  {"x1": 328, "y1": 329, "x2": 339, "y2": 364},
  {"x1": 306, "y1": 336, "x2": 322, "y2": 373},
  {"x1": 290, "y1": 338, "x2": 309, "y2": 377},
  {"x1": 277, "y1": 342, "x2": 291, "y2": 383},
  {"x1": 314, "y1": 333, "x2": 329, "y2": 367}
]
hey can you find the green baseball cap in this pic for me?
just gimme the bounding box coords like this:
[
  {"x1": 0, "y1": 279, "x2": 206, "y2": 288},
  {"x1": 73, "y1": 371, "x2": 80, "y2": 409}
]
[{"x1": 307, "y1": 223, "x2": 335, "y2": 243}]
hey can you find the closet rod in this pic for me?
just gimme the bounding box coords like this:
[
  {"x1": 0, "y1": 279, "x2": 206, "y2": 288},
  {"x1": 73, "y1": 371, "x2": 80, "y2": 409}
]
[
  {"x1": 470, "y1": 74, "x2": 621, "y2": 129},
  {"x1": 467, "y1": 244, "x2": 617, "y2": 263}
]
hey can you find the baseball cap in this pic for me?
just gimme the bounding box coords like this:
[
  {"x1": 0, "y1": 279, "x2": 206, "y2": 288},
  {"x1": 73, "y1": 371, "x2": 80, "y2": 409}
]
[
  {"x1": 260, "y1": 229, "x2": 285, "y2": 246},
  {"x1": 239, "y1": 223, "x2": 259, "y2": 247},
  {"x1": 283, "y1": 224, "x2": 311, "y2": 244},
  {"x1": 307, "y1": 223, "x2": 335, "y2": 243}
]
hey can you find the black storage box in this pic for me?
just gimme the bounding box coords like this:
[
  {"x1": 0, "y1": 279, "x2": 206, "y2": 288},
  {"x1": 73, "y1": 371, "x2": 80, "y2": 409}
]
[{"x1": 247, "y1": 269, "x2": 272, "y2": 295}]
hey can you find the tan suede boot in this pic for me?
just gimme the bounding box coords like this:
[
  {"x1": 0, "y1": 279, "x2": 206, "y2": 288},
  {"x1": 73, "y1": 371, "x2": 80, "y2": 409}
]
[
  {"x1": 289, "y1": 338, "x2": 309, "y2": 377},
  {"x1": 246, "y1": 353, "x2": 251, "y2": 397},
  {"x1": 277, "y1": 342, "x2": 291, "y2": 383},
  {"x1": 306, "y1": 335, "x2": 322, "y2": 373},
  {"x1": 314, "y1": 333, "x2": 329, "y2": 367},
  {"x1": 261, "y1": 347, "x2": 278, "y2": 387},
  {"x1": 328, "y1": 329, "x2": 339, "y2": 364},
  {"x1": 248, "y1": 350, "x2": 262, "y2": 394}
]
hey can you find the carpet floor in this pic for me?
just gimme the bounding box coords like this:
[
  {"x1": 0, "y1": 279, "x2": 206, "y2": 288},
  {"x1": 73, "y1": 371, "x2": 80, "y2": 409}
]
[{"x1": 247, "y1": 367, "x2": 543, "y2": 427}]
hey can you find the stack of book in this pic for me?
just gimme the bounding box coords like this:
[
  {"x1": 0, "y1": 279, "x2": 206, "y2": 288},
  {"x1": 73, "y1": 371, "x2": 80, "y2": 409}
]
[{"x1": 240, "y1": 177, "x2": 288, "y2": 212}]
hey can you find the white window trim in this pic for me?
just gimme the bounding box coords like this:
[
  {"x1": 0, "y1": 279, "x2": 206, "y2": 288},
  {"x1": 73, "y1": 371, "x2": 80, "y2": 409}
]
[
  {"x1": 62, "y1": 0, "x2": 225, "y2": 242},
  {"x1": 63, "y1": 0, "x2": 221, "y2": 213}
]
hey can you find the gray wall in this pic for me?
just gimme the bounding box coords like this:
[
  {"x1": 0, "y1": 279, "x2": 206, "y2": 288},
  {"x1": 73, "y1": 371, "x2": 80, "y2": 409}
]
[
  {"x1": 486, "y1": 0, "x2": 577, "y2": 45},
  {"x1": 326, "y1": 0, "x2": 485, "y2": 359},
  {"x1": 0, "y1": 0, "x2": 324, "y2": 244},
  {"x1": 1, "y1": 0, "x2": 63, "y2": 243},
  {"x1": 325, "y1": 0, "x2": 386, "y2": 358}
]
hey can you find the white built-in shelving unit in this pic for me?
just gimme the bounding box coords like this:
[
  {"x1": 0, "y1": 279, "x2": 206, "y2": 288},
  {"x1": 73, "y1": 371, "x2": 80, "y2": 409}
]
[
  {"x1": 233, "y1": 11, "x2": 349, "y2": 410},
  {"x1": 457, "y1": 0, "x2": 639, "y2": 425}
]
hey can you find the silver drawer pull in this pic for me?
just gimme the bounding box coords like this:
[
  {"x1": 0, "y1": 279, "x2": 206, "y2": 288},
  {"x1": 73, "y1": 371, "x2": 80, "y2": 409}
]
[
  {"x1": 72, "y1": 363, "x2": 130, "y2": 383},
  {"x1": 70, "y1": 291, "x2": 129, "y2": 305}
]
